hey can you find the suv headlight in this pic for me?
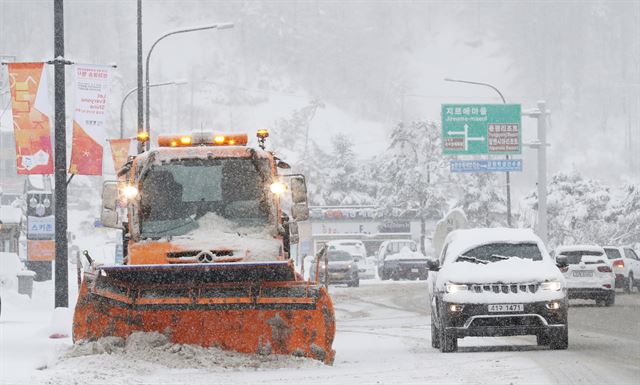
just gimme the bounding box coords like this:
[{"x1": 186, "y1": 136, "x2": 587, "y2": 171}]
[
  {"x1": 445, "y1": 283, "x2": 468, "y2": 293},
  {"x1": 541, "y1": 281, "x2": 562, "y2": 291}
]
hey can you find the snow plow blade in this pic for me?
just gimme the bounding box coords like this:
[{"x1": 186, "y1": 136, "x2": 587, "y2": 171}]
[{"x1": 73, "y1": 261, "x2": 336, "y2": 364}]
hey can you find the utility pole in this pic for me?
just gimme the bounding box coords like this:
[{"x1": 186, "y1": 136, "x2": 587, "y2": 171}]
[
  {"x1": 523, "y1": 101, "x2": 549, "y2": 244},
  {"x1": 136, "y1": 0, "x2": 143, "y2": 153},
  {"x1": 53, "y1": 0, "x2": 68, "y2": 308}
]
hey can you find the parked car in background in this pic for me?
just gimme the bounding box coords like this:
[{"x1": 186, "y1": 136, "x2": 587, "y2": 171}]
[
  {"x1": 377, "y1": 240, "x2": 428, "y2": 280},
  {"x1": 427, "y1": 228, "x2": 568, "y2": 352},
  {"x1": 602, "y1": 246, "x2": 640, "y2": 294},
  {"x1": 327, "y1": 240, "x2": 374, "y2": 279},
  {"x1": 310, "y1": 248, "x2": 360, "y2": 287},
  {"x1": 555, "y1": 245, "x2": 615, "y2": 306}
]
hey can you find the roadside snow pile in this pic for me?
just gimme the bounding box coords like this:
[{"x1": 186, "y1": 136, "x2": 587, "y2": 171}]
[
  {"x1": 65, "y1": 331, "x2": 321, "y2": 371},
  {"x1": 385, "y1": 247, "x2": 427, "y2": 261},
  {"x1": 0, "y1": 252, "x2": 26, "y2": 292}
]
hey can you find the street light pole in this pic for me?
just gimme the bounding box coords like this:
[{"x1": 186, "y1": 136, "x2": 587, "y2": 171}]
[
  {"x1": 120, "y1": 81, "x2": 186, "y2": 138},
  {"x1": 444, "y1": 78, "x2": 512, "y2": 227},
  {"x1": 145, "y1": 23, "x2": 233, "y2": 150}
]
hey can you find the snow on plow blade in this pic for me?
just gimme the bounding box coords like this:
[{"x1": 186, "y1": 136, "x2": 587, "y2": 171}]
[{"x1": 73, "y1": 261, "x2": 336, "y2": 364}]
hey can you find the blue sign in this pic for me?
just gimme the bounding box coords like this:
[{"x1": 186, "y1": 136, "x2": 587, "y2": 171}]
[{"x1": 450, "y1": 159, "x2": 523, "y2": 173}]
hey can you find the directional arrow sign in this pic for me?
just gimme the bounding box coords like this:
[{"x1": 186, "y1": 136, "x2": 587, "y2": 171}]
[{"x1": 442, "y1": 104, "x2": 521, "y2": 155}]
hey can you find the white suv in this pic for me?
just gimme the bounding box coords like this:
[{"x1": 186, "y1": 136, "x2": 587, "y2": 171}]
[
  {"x1": 555, "y1": 245, "x2": 615, "y2": 306},
  {"x1": 428, "y1": 228, "x2": 568, "y2": 352},
  {"x1": 602, "y1": 246, "x2": 640, "y2": 294}
]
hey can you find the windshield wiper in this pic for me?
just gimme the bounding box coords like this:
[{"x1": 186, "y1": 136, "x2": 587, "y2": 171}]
[
  {"x1": 488, "y1": 254, "x2": 510, "y2": 261},
  {"x1": 145, "y1": 216, "x2": 197, "y2": 238},
  {"x1": 457, "y1": 255, "x2": 488, "y2": 264}
]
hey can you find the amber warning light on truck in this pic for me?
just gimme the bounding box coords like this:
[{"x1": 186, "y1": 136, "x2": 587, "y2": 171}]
[{"x1": 157, "y1": 132, "x2": 249, "y2": 147}]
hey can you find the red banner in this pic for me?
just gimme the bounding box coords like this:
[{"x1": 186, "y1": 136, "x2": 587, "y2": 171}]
[
  {"x1": 108, "y1": 138, "x2": 132, "y2": 175},
  {"x1": 7, "y1": 62, "x2": 53, "y2": 174}
]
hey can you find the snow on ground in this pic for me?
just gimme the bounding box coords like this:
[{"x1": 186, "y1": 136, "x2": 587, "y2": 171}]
[{"x1": 2, "y1": 274, "x2": 638, "y2": 385}]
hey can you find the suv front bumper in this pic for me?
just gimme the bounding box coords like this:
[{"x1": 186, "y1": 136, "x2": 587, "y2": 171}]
[{"x1": 442, "y1": 300, "x2": 567, "y2": 338}]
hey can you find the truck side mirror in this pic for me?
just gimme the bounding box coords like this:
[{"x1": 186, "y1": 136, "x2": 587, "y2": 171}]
[
  {"x1": 292, "y1": 203, "x2": 309, "y2": 221},
  {"x1": 289, "y1": 222, "x2": 299, "y2": 244},
  {"x1": 100, "y1": 181, "x2": 120, "y2": 228},
  {"x1": 290, "y1": 176, "x2": 307, "y2": 204}
]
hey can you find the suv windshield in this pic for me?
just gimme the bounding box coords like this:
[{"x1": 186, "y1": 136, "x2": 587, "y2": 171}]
[
  {"x1": 328, "y1": 250, "x2": 353, "y2": 262},
  {"x1": 559, "y1": 250, "x2": 604, "y2": 264},
  {"x1": 139, "y1": 158, "x2": 273, "y2": 238},
  {"x1": 604, "y1": 248, "x2": 622, "y2": 260},
  {"x1": 458, "y1": 242, "x2": 543, "y2": 263}
]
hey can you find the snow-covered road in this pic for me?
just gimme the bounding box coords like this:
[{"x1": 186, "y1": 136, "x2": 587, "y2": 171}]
[{"x1": 1, "y1": 280, "x2": 638, "y2": 385}]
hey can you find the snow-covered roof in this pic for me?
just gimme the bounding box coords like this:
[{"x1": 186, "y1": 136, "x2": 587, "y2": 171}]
[
  {"x1": 0, "y1": 205, "x2": 22, "y2": 224},
  {"x1": 443, "y1": 227, "x2": 545, "y2": 262},
  {"x1": 555, "y1": 244, "x2": 605, "y2": 254}
]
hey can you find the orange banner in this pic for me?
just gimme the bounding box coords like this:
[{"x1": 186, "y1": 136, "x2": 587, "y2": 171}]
[
  {"x1": 7, "y1": 62, "x2": 53, "y2": 174},
  {"x1": 108, "y1": 138, "x2": 132, "y2": 175},
  {"x1": 28, "y1": 240, "x2": 55, "y2": 262}
]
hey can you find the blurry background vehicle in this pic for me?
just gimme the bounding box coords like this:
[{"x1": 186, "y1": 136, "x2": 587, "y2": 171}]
[
  {"x1": 376, "y1": 240, "x2": 428, "y2": 280},
  {"x1": 603, "y1": 246, "x2": 640, "y2": 294},
  {"x1": 555, "y1": 245, "x2": 615, "y2": 306},
  {"x1": 310, "y1": 248, "x2": 360, "y2": 287},
  {"x1": 326, "y1": 240, "x2": 374, "y2": 279}
]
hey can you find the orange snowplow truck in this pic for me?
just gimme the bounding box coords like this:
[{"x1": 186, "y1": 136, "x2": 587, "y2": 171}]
[{"x1": 73, "y1": 130, "x2": 336, "y2": 364}]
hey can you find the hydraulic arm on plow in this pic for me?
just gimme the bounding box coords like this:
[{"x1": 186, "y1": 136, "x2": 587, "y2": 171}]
[{"x1": 73, "y1": 130, "x2": 335, "y2": 364}]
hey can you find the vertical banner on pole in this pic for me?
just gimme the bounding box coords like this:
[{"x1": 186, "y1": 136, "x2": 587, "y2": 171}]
[
  {"x1": 107, "y1": 138, "x2": 132, "y2": 175},
  {"x1": 7, "y1": 62, "x2": 54, "y2": 174},
  {"x1": 69, "y1": 64, "x2": 112, "y2": 175}
]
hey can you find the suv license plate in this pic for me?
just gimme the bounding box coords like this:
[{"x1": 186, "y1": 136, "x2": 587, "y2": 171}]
[
  {"x1": 411, "y1": 268, "x2": 419, "y2": 273},
  {"x1": 488, "y1": 304, "x2": 524, "y2": 312},
  {"x1": 573, "y1": 271, "x2": 594, "y2": 277}
]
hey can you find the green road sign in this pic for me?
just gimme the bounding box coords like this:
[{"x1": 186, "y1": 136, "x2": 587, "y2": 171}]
[{"x1": 441, "y1": 104, "x2": 521, "y2": 155}]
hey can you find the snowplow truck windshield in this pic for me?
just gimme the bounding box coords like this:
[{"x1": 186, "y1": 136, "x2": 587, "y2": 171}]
[{"x1": 73, "y1": 132, "x2": 336, "y2": 364}]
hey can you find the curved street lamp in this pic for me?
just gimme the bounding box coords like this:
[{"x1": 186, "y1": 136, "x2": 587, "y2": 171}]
[
  {"x1": 145, "y1": 23, "x2": 234, "y2": 150},
  {"x1": 120, "y1": 80, "x2": 187, "y2": 139},
  {"x1": 444, "y1": 77, "x2": 512, "y2": 226}
]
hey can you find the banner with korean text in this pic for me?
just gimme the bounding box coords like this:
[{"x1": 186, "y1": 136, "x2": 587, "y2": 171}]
[
  {"x1": 107, "y1": 138, "x2": 132, "y2": 175},
  {"x1": 7, "y1": 62, "x2": 54, "y2": 174},
  {"x1": 69, "y1": 64, "x2": 113, "y2": 175}
]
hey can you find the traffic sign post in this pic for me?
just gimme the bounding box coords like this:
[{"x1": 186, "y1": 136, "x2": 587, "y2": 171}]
[{"x1": 442, "y1": 104, "x2": 522, "y2": 155}]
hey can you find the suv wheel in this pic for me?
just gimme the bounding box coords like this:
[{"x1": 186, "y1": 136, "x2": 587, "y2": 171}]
[
  {"x1": 353, "y1": 278, "x2": 360, "y2": 287},
  {"x1": 626, "y1": 273, "x2": 634, "y2": 294},
  {"x1": 605, "y1": 292, "x2": 615, "y2": 306},
  {"x1": 549, "y1": 326, "x2": 568, "y2": 350},
  {"x1": 439, "y1": 319, "x2": 457, "y2": 353},
  {"x1": 431, "y1": 321, "x2": 440, "y2": 349},
  {"x1": 380, "y1": 269, "x2": 389, "y2": 280}
]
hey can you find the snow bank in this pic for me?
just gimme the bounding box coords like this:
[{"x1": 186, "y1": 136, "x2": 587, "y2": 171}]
[
  {"x1": 0, "y1": 252, "x2": 26, "y2": 292},
  {"x1": 65, "y1": 331, "x2": 321, "y2": 371},
  {"x1": 385, "y1": 246, "x2": 428, "y2": 261},
  {"x1": 171, "y1": 213, "x2": 281, "y2": 260}
]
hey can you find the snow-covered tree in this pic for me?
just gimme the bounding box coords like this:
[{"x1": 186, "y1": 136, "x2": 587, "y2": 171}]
[{"x1": 375, "y1": 121, "x2": 449, "y2": 253}]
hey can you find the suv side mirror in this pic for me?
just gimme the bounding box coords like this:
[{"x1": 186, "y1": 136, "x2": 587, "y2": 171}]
[
  {"x1": 101, "y1": 182, "x2": 121, "y2": 228},
  {"x1": 556, "y1": 254, "x2": 568, "y2": 269},
  {"x1": 427, "y1": 258, "x2": 440, "y2": 271}
]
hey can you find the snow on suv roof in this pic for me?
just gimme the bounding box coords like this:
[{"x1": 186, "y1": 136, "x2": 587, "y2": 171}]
[
  {"x1": 443, "y1": 228, "x2": 545, "y2": 262},
  {"x1": 555, "y1": 245, "x2": 605, "y2": 254}
]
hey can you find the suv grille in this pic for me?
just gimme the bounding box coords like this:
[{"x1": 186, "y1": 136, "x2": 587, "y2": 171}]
[{"x1": 469, "y1": 283, "x2": 539, "y2": 294}]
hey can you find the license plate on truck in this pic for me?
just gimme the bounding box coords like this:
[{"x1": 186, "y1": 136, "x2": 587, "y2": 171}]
[{"x1": 488, "y1": 304, "x2": 524, "y2": 312}]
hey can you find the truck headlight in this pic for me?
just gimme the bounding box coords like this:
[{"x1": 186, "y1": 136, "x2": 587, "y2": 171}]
[
  {"x1": 445, "y1": 283, "x2": 468, "y2": 293},
  {"x1": 541, "y1": 281, "x2": 562, "y2": 291}
]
